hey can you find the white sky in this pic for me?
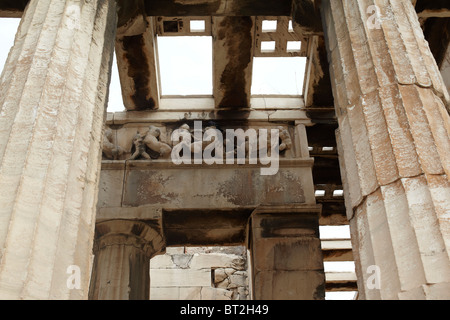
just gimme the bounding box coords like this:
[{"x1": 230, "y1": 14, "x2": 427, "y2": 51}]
[
  {"x1": 0, "y1": 18, "x2": 354, "y2": 300},
  {"x1": 0, "y1": 18, "x2": 20, "y2": 75},
  {"x1": 158, "y1": 36, "x2": 213, "y2": 96},
  {"x1": 1, "y1": 18, "x2": 306, "y2": 112},
  {"x1": 109, "y1": 53, "x2": 124, "y2": 112}
]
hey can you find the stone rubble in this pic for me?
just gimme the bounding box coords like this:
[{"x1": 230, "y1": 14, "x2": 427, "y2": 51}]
[{"x1": 150, "y1": 246, "x2": 249, "y2": 300}]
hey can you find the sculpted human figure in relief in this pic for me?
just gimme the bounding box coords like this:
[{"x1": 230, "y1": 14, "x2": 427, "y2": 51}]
[
  {"x1": 278, "y1": 126, "x2": 292, "y2": 152},
  {"x1": 102, "y1": 128, "x2": 124, "y2": 160},
  {"x1": 174, "y1": 123, "x2": 207, "y2": 153},
  {"x1": 128, "y1": 126, "x2": 172, "y2": 160},
  {"x1": 129, "y1": 131, "x2": 151, "y2": 160},
  {"x1": 143, "y1": 125, "x2": 172, "y2": 158}
]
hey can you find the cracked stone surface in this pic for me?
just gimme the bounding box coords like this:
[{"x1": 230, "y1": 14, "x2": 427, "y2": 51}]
[{"x1": 150, "y1": 246, "x2": 249, "y2": 300}]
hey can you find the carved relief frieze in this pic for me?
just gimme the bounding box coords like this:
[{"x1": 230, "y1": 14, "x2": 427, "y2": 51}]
[{"x1": 102, "y1": 121, "x2": 298, "y2": 162}]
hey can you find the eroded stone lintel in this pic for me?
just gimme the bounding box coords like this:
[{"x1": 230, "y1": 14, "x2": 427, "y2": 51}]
[
  {"x1": 249, "y1": 205, "x2": 322, "y2": 240},
  {"x1": 162, "y1": 208, "x2": 254, "y2": 247},
  {"x1": 98, "y1": 164, "x2": 316, "y2": 210},
  {"x1": 251, "y1": 204, "x2": 322, "y2": 216},
  {"x1": 107, "y1": 109, "x2": 311, "y2": 125},
  {"x1": 97, "y1": 206, "x2": 162, "y2": 222},
  {"x1": 100, "y1": 158, "x2": 315, "y2": 170}
]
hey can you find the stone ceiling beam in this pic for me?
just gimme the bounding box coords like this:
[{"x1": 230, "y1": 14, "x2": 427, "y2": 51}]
[
  {"x1": 291, "y1": 0, "x2": 323, "y2": 37},
  {"x1": 414, "y1": 1, "x2": 450, "y2": 70},
  {"x1": 143, "y1": 0, "x2": 292, "y2": 17},
  {"x1": 115, "y1": 16, "x2": 160, "y2": 110},
  {"x1": 212, "y1": 16, "x2": 254, "y2": 108},
  {"x1": 303, "y1": 36, "x2": 334, "y2": 113},
  {"x1": 441, "y1": 41, "x2": 450, "y2": 95},
  {"x1": 422, "y1": 18, "x2": 450, "y2": 69},
  {"x1": 418, "y1": 10, "x2": 450, "y2": 19},
  {"x1": 117, "y1": 0, "x2": 148, "y2": 34},
  {"x1": 0, "y1": 0, "x2": 28, "y2": 17},
  {"x1": 415, "y1": 0, "x2": 450, "y2": 16},
  {"x1": 3, "y1": 0, "x2": 450, "y2": 19},
  {"x1": 1, "y1": 0, "x2": 293, "y2": 18}
]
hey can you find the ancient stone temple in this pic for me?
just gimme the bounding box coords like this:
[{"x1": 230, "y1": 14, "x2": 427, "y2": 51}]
[{"x1": 0, "y1": 0, "x2": 449, "y2": 300}]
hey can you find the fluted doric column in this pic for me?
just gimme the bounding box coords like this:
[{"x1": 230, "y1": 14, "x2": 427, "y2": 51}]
[
  {"x1": 0, "y1": 0, "x2": 117, "y2": 299},
  {"x1": 321, "y1": 0, "x2": 450, "y2": 299},
  {"x1": 88, "y1": 220, "x2": 165, "y2": 300}
]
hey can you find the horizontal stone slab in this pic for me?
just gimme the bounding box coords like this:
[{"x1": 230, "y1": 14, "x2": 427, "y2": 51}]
[
  {"x1": 190, "y1": 254, "x2": 246, "y2": 270},
  {"x1": 325, "y1": 272, "x2": 357, "y2": 282},
  {"x1": 149, "y1": 286, "x2": 234, "y2": 300},
  {"x1": 116, "y1": 166, "x2": 315, "y2": 208},
  {"x1": 108, "y1": 108, "x2": 310, "y2": 125},
  {"x1": 96, "y1": 206, "x2": 162, "y2": 221},
  {"x1": 321, "y1": 240, "x2": 352, "y2": 250},
  {"x1": 149, "y1": 269, "x2": 212, "y2": 287},
  {"x1": 101, "y1": 158, "x2": 315, "y2": 170}
]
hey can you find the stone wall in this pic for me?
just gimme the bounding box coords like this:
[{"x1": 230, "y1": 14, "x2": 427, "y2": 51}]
[{"x1": 150, "y1": 246, "x2": 249, "y2": 300}]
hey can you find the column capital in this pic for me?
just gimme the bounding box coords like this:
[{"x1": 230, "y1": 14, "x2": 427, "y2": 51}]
[{"x1": 93, "y1": 220, "x2": 166, "y2": 259}]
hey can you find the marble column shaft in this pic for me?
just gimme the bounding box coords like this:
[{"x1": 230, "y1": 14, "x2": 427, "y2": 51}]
[
  {"x1": 322, "y1": 0, "x2": 450, "y2": 299},
  {"x1": 0, "y1": 0, "x2": 117, "y2": 299}
]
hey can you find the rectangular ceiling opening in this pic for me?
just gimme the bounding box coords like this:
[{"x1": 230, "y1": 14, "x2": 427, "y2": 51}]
[
  {"x1": 190, "y1": 20, "x2": 206, "y2": 32},
  {"x1": 251, "y1": 57, "x2": 306, "y2": 95},
  {"x1": 157, "y1": 36, "x2": 213, "y2": 96},
  {"x1": 262, "y1": 20, "x2": 277, "y2": 32},
  {"x1": 288, "y1": 20, "x2": 294, "y2": 32},
  {"x1": 260, "y1": 41, "x2": 276, "y2": 53},
  {"x1": 286, "y1": 41, "x2": 301, "y2": 52}
]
